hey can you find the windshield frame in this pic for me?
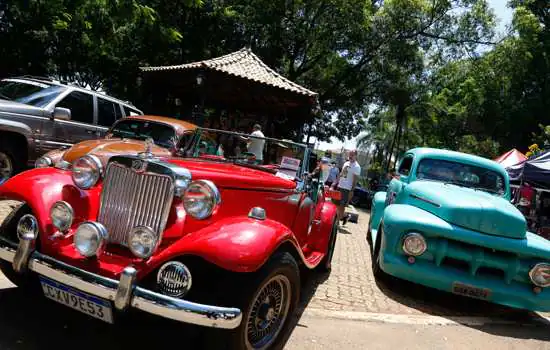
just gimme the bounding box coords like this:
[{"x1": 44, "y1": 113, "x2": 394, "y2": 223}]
[
  {"x1": 413, "y1": 157, "x2": 508, "y2": 197},
  {"x1": 108, "y1": 118, "x2": 179, "y2": 149},
  {"x1": 181, "y1": 127, "x2": 311, "y2": 180}
]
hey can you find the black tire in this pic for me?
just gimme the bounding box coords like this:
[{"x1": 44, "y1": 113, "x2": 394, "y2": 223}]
[
  {"x1": 0, "y1": 203, "x2": 39, "y2": 290},
  {"x1": 228, "y1": 252, "x2": 300, "y2": 350},
  {"x1": 371, "y1": 227, "x2": 386, "y2": 281},
  {"x1": 350, "y1": 195, "x2": 361, "y2": 207},
  {"x1": 366, "y1": 213, "x2": 373, "y2": 246},
  {"x1": 0, "y1": 140, "x2": 24, "y2": 185},
  {"x1": 319, "y1": 219, "x2": 338, "y2": 272}
]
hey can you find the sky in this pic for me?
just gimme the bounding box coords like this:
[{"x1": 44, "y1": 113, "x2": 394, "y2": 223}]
[{"x1": 314, "y1": 0, "x2": 514, "y2": 152}]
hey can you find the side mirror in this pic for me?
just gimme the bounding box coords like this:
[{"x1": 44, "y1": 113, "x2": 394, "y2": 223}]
[{"x1": 53, "y1": 107, "x2": 71, "y2": 121}]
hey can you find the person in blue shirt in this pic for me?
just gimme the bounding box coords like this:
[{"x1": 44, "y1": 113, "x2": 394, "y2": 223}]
[{"x1": 325, "y1": 161, "x2": 339, "y2": 187}]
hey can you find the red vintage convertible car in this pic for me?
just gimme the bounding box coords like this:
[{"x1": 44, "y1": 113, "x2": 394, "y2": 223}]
[{"x1": 0, "y1": 128, "x2": 338, "y2": 349}]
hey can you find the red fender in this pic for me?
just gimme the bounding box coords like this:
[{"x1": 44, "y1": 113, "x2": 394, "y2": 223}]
[
  {"x1": 307, "y1": 201, "x2": 338, "y2": 254},
  {"x1": 147, "y1": 216, "x2": 304, "y2": 273},
  {"x1": 0, "y1": 168, "x2": 100, "y2": 254}
]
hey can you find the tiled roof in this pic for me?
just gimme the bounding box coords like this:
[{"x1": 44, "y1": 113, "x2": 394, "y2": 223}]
[{"x1": 140, "y1": 47, "x2": 317, "y2": 97}]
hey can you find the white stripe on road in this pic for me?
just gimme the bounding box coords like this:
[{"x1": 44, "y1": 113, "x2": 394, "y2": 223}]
[{"x1": 302, "y1": 308, "x2": 550, "y2": 327}]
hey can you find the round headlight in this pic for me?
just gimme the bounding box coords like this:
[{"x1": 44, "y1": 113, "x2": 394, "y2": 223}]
[
  {"x1": 17, "y1": 214, "x2": 39, "y2": 241},
  {"x1": 35, "y1": 156, "x2": 52, "y2": 168},
  {"x1": 74, "y1": 222, "x2": 107, "y2": 257},
  {"x1": 129, "y1": 226, "x2": 158, "y2": 259},
  {"x1": 50, "y1": 201, "x2": 73, "y2": 232},
  {"x1": 529, "y1": 263, "x2": 550, "y2": 288},
  {"x1": 402, "y1": 232, "x2": 427, "y2": 257},
  {"x1": 157, "y1": 261, "x2": 192, "y2": 297},
  {"x1": 183, "y1": 180, "x2": 221, "y2": 219},
  {"x1": 72, "y1": 155, "x2": 102, "y2": 189}
]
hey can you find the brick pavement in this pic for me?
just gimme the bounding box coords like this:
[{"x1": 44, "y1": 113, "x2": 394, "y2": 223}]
[{"x1": 0, "y1": 200, "x2": 546, "y2": 320}]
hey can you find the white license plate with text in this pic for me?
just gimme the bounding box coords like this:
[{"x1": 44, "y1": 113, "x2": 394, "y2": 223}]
[{"x1": 39, "y1": 277, "x2": 114, "y2": 323}]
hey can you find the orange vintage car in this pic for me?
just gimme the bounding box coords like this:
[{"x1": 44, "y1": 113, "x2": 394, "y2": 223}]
[{"x1": 34, "y1": 115, "x2": 197, "y2": 169}]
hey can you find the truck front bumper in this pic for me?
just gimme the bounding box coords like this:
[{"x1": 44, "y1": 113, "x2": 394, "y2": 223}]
[
  {"x1": 381, "y1": 252, "x2": 550, "y2": 312},
  {"x1": 0, "y1": 235, "x2": 242, "y2": 329}
]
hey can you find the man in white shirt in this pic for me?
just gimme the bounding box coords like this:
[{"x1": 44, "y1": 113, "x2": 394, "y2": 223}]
[
  {"x1": 331, "y1": 150, "x2": 361, "y2": 225},
  {"x1": 241, "y1": 124, "x2": 265, "y2": 164}
]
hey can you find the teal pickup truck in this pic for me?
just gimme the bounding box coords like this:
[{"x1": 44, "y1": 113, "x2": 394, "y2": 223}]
[{"x1": 368, "y1": 147, "x2": 550, "y2": 311}]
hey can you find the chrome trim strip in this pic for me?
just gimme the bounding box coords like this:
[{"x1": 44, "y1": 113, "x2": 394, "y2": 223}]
[
  {"x1": 409, "y1": 194, "x2": 441, "y2": 207},
  {"x1": 0, "y1": 236, "x2": 242, "y2": 329}
]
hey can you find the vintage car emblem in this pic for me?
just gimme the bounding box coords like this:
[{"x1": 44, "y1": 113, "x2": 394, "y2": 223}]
[{"x1": 131, "y1": 159, "x2": 147, "y2": 172}]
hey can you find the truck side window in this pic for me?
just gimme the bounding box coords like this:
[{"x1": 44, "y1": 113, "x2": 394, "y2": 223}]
[
  {"x1": 398, "y1": 156, "x2": 413, "y2": 176},
  {"x1": 56, "y1": 91, "x2": 94, "y2": 124},
  {"x1": 97, "y1": 98, "x2": 118, "y2": 127}
]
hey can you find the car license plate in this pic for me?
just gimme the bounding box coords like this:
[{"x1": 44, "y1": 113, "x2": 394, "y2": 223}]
[
  {"x1": 39, "y1": 277, "x2": 114, "y2": 323},
  {"x1": 452, "y1": 282, "x2": 491, "y2": 300}
]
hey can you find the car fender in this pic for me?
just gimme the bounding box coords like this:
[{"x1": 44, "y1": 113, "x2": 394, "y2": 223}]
[
  {"x1": 149, "y1": 216, "x2": 307, "y2": 273},
  {"x1": 370, "y1": 191, "x2": 387, "y2": 245},
  {"x1": 0, "y1": 118, "x2": 35, "y2": 154},
  {"x1": 0, "y1": 167, "x2": 100, "y2": 246}
]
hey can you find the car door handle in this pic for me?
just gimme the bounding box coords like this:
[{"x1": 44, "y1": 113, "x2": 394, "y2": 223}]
[
  {"x1": 86, "y1": 129, "x2": 95, "y2": 134},
  {"x1": 312, "y1": 220, "x2": 321, "y2": 225}
]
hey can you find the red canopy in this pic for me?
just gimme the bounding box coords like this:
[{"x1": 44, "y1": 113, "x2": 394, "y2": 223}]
[{"x1": 494, "y1": 148, "x2": 527, "y2": 168}]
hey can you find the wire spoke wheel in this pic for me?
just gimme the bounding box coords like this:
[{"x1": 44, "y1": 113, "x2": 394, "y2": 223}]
[
  {"x1": 0, "y1": 152, "x2": 13, "y2": 185},
  {"x1": 245, "y1": 275, "x2": 292, "y2": 349}
]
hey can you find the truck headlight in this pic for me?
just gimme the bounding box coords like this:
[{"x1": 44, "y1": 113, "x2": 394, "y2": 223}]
[
  {"x1": 72, "y1": 155, "x2": 102, "y2": 189},
  {"x1": 402, "y1": 232, "x2": 427, "y2": 256},
  {"x1": 129, "y1": 226, "x2": 158, "y2": 259},
  {"x1": 183, "y1": 180, "x2": 221, "y2": 219},
  {"x1": 50, "y1": 201, "x2": 73, "y2": 232},
  {"x1": 74, "y1": 222, "x2": 107, "y2": 257},
  {"x1": 529, "y1": 263, "x2": 550, "y2": 288},
  {"x1": 35, "y1": 156, "x2": 52, "y2": 168}
]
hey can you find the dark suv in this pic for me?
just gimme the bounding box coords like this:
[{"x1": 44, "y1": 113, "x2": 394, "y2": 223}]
[{"x1": 0, "y1": 76, "x2": 142, "y2": 183}]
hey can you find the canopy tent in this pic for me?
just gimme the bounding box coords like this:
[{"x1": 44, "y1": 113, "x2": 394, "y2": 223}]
[
  {"x1": 507, "y1": 150, "x2": 550, "y2": 188},
  {"x1": 494, "y1": 149, "x2": 527, "y2": 168}
]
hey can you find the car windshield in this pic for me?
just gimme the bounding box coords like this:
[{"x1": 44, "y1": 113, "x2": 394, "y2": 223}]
[
  {"x1": 416, "y1": 158, "x2": 506, "y2": 195},
  {"x1": 0, "y1": 79, "x2": 67, "y2": 107},
  {"x1": 109, "y1": 119, "x2": 177, "y2": 149},
  {"x1": 182, "y1": 128, "x2": 308, "y2": 179}
]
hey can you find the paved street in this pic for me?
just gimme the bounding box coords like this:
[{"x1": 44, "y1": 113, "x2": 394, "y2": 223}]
[{"x1": 0, "y1": 200, "x2": 549, "y2": 349}]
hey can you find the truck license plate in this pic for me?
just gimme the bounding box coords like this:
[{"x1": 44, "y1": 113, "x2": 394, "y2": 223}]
[
  {"x1": 452, "y1": 282, "x2": 491, "y2": 300},
  {"x1": 40, "y1": 276, "x2": 114, "y2": 323}
]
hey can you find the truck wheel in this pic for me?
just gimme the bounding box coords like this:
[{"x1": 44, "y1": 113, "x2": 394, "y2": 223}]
[
  {"x1": 230, "y1": 252, "x2": 300, "y2": 350},
  {"x1": 0, "y1": 141, "x2": 23, "y2": 185},
  {"x1": 319, "y1": 219, "x2": 338, "y2": 272},
  {"x1": 371, "y1": 227, "x2": 386, "y2": 281},
  {"x1": 0, "y1": 204, "x2": 39, "y2": 291}
]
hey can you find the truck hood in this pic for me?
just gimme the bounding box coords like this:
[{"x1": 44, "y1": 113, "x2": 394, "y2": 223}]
[
  {"x1": 167, "y1": 158, "x2": 297, "y2": 191},
  {"x1": 404, "y1": 181, "x2": 526, "y2": 239},
  {"x1": 59, "y1": 139, "x2": 171, "y2": 165},
  {"x1": 0, "y1": 99, "x2": 46, "y2": 117}
]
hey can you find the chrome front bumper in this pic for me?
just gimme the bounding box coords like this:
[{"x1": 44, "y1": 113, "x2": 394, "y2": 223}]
[{"x1": 0, "y1": 236, "x2": 242, "y2": 329}]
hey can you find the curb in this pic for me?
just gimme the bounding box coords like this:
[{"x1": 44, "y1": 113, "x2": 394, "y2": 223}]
[{"x1": 302, "y1": 308, "x2": 550, "y2": 327}]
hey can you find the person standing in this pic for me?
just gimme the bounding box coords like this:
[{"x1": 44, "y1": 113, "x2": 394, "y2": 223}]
[
  {"x1": 241, "y1": 124, "x2": 265, "y2": 164},
  {"x1": 331, "y1": 150, "x2": 361, "y2": 225},
  {"x1": 325, "y1": 161, "x2": 339, "y2": 187}
]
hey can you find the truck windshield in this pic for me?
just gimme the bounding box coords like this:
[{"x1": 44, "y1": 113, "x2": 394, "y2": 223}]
[
  {"x1": 0, "y1": 79, "x2": 67, "y2": 107},
  {"x1": 416, "y1": 158, "x2": 506, "y2": 196}
]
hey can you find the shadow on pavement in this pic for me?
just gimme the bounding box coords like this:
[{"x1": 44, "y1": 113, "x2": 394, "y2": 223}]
[
  {"x1": 277, "y1": 268, "x2": 331, "y2": 349},
  {"x1": 0, "y1": 267, "x2": 330, "y2": 350}
]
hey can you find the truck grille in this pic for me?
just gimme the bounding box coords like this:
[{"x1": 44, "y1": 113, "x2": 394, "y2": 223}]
[
  {"x1": 425, "y1": 237, "x2": 529, "y2": 285},
  {"x1": 98, "y1": 162, "x2": 174, "y2": 246}
]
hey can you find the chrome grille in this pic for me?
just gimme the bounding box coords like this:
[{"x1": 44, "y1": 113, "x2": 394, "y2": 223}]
[{"x1": 98, "y1": 162, "x2": 174, "y2": 246}]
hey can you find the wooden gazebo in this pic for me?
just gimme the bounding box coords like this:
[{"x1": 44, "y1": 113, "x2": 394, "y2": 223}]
[{"x1": 139, "y1": 48, "x2": 319, "y2": 139}]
